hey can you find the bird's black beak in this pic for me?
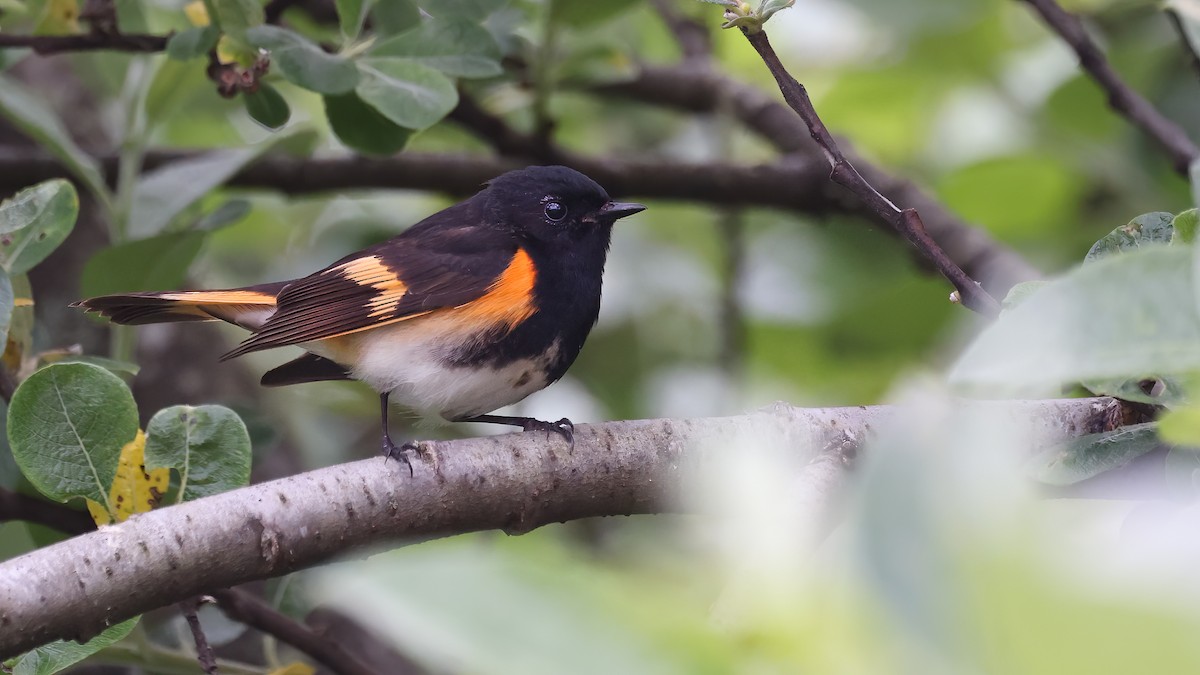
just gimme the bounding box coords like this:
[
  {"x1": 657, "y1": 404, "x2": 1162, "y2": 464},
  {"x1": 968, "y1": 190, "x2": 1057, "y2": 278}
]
[{"x1": 600, "y1": 201, "x2": 646, "y2": 220}]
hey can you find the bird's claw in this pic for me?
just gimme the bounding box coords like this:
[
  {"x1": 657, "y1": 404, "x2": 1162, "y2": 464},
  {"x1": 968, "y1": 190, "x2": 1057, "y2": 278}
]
[
  {"x1": 523, "y1": 417, "x2": 574, "y2": 450},
  {"x1": 381, "y1": 437, "x2": 418, "y2": 477}
]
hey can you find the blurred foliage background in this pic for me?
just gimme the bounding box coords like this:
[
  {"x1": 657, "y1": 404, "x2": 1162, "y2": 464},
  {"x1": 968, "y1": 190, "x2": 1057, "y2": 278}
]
[{"x1": 1, "y1": 0, "x2": 1199, "y2": 672}]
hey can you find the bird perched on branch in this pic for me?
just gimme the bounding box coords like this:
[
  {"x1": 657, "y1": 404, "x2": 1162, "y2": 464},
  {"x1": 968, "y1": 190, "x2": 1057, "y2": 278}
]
[{"x1": 75, "y1": 165, "x2": 645, "y2": 472}]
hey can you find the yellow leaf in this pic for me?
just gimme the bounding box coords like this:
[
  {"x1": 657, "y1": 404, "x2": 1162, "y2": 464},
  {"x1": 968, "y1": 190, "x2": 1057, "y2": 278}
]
[
  {"x1": 184, "y1": 0, "x2": 210, "y2": 26},
  {"x1": 85, "y1": 430, "x2": 170, "y2": 526},
  {"x1": 34, "y1": 0, "x2": 80, "y2": 35},
  {"x1": 268, "y1": 663, "x2": 316, "y2": 675}
]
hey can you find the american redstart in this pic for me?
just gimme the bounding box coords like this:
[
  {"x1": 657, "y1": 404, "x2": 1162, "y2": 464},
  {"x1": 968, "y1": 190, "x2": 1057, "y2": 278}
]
[{"x1": 74, "y1": 166, "x2": 645, "y2": 471}]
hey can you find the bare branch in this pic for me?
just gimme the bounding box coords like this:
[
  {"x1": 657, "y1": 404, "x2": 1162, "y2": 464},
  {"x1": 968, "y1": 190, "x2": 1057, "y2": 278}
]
[
  {"x1": 211, "y1": 589, "x2": 381, "y2": 675},
  {"x1": 594, "y1": 64, "x2": 1043, "y2": 292},
  {"x1": 1021, "y1": 0, "x2": 1200, "y2": 174},
  {"x1": 0, "y1": 398, "x2": 1134, "y2": 659},
  {"x1": 179, "y1": 598, "x2": 219, "y2": 674},
  {"x1": 737, "y1": 28, "x2": 1001, "y2": 316},
  {"x1": 0, "y1": 32, "x2": 169, "y2": 54}
]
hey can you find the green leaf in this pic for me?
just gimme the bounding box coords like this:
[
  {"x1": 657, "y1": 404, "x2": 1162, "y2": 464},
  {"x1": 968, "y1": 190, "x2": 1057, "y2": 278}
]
[
  {"x1": 46, "y1": 355, "x2": 140, "y2": 379},
  {"x1": 1085, "y1": 212, "x2": 1175, "y2": 263},
  {"x1": 0, "y1": 76, "x2": 109, "y2": 206},
  {"x1": 372, "y1": 0, "x2": 420, "y2": 35},
  {"x1": 1083, "y1": 375, "x2": 1185, "y2": 407},
  {"x1": 424, "y1": 0, "x2": 508, "y2": 18},
  {"x1": 7, "y1": 363, "x2": 139, "y2": 507},
  {"x1": 195, "y1": 199, "x2": 252, "y2": 231},
  {"x1": 1026, "y1": 423, "x2": 1160, "y2": 486},
  {"x1": 950, "y1": 247, "x2": 1200, "y2": 393},
  {"x1": 0, "y1": 179, "x2": 78, "y2": 275},
  {"x1": 1159, "y1": 405, "x2": 1200, "y2": 446},
  {"x1": 370, "y1": 18, "x2": 503, "y2": 78},
  {"x1": 128, "y1": 139, "x2": 293, "y2": 239},
  {"x1": 335, "y1": 0, "x2": 368, "y2": 40},
  {"x1": 244, "y1": 82, "x2": 291, "y2": 130},
  {"x1": 10, "y1": 617, "x2": 138, "y2": 675},
  {"x1": 211, "y1": 0, "x2": 265, "y2": 39},
  {"x1": 166, "y1": 25, "x2": 220, "y2": 61},
  {"x1": 323, "y1": 92, "x2": 413, "y2": 156},
  {"x1": 0, "y1": 269, "x2": 14, "y2": 351},
  {"x1": 355, "y1": 58, "x2": 458, "y2": 130},
  {"x1": 145, "y1": 404, "x2": 252, "y2": 502},
  {"x1": 80, "y1": 231, "x2": 207, "y2": 297},
  {"x1": 1173, "y1": 209, "x2": 1198, "y2": 245},
  {"x1": 246, "y1": 25, "x2": 359, "y2": 95}
]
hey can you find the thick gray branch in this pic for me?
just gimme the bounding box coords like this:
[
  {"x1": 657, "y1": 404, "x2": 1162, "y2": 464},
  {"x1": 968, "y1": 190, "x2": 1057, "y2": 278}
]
[{"x1": 0, "y1": 397, "x2": 1127, "y2": 659}]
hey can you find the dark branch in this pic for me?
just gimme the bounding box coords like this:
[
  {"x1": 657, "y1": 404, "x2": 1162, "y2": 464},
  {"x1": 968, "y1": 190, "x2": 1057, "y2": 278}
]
[
  {"x1": 0, "y1": 32, "x2": 169, "y2": 54},
  {"x1": 593, "y1": 64, "x2": 1042, "y2": 292},
  {"x1": 179, "y1": 598, "x2": 219, "y2": 674},
  {"x1": 211, "y1": 589, "x2": 381, "y2": 675},
  {"x1": 738, "y1": 28, "x2": 1001, "y2": 317},
  {"x1": 0, "y1": 487, "x2": 93, "y2": 535},
  {"x1": 1021, "y1": 0, "x2": 1200, "y2": 174}
]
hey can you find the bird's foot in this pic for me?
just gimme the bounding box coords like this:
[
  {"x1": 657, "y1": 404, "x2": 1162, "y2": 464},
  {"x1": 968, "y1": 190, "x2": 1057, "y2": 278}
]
[
  {"x1": 522, "y1": 417, "x2": 574, "y2": 450},
  {"x1": 381, "y1": 436, "x2": 419, "y2": 477}
]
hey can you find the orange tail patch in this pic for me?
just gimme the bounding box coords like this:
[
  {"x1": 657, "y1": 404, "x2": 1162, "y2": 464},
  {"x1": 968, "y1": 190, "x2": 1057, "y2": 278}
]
[{"x1": 74, "y1": 286, "x2": 283, "y2": 329}]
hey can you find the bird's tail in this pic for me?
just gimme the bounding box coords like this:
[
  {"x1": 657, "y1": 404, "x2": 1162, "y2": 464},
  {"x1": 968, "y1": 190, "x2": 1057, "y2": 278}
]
[{"x1": 72, "y1": 282, "x2": 288, "y2": 331}]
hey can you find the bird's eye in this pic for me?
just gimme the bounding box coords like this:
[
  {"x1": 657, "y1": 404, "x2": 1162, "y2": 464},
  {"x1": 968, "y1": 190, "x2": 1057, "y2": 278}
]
[{"x1": 544, "y1": 201, "x2": 567, "y2": 222}]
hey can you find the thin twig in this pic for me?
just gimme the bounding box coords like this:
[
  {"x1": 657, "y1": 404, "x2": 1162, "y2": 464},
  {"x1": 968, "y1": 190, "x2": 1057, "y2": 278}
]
[
  {"x1": 211, "y1": 589, "x2": 380, "y2": 675},
  {"x1": 0, "y1": 487, "x2": 94, "y2": 535},
  {"x1": 1020, "y1": 0, "x2": 1200, "y2": 174},
  {"x1": 0, "y1": 32, "x2": 169, "y2": 54},
  {"x1": 179, "y1": 597, "x2": 220, "y2": 674},
  {"x1": 738, "y1": 28, "x2": 1001, "y2": 317},
  {"x1": 1166, "y1": 7, "x2": 1200, "y2": 83}
]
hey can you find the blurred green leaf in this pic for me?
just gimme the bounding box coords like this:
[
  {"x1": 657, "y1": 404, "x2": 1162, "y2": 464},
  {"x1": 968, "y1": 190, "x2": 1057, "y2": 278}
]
[
  {"x1": 195, "y1": 199, "x2": 252, "y2": 231},
  {"x1": 0, "y1": 179, "x2": 78, "y2": 275},
  {"x1": 7, "y1": 363, "x2": 138, "y2": 506},
  {"x1": 244, "y1": 82, "x2": 292, "y2": 130},
  {"x1": 425, "y1": 0, "x2": 509, "y2": 18},
  {"x1": 1083, "y1": 375, "x2": 1185, "y2": 407},
  {"x1": 1026, "y1": 423, "x2": 1159, "y2": 486},
  {"x1": 950, "y1": 247, "x2": 1200, "y2": 393},
  {"x1": 246, "y1": 25, "x2": 359, "y2": 95},
  {"x1": 1173, "y1": 209, "x2": 1198, "y2": 245},
  {"x1": 166, "y1": 25, "x2": 220, "y2": 61},
  {"x1": 323, "y1": 92, "x2": 413, "y2": 155},
  {"x1": 937, "y1": 154, "x2": 1082, "y2": 242},
  {"x1": 355, "y1": 58, "x2": 458, "y2": 130},
  {"x1": 80, "y1": 230, "x2": 206, "y2": 297},
  {"x1": 1085, "y1": 212, "x2": 1174, "y2": 262},
  {"x1": 0, "y1": 76, "x2": 109, "y2": 206},
  {"x1": 145, "y1": 404, "x2": 252, "y2": 502},
  {"x1": 372, "y1": 0, "x2": 420, "y2": 34},
  {"x1": 1159, "y1": 405, "x2": 1200, "y2": 446},
  {"x1": 0, "y1": 270, "x2": 14, "y2": 352},
  {"x1": 9, "y1": 617, "x2": 138, "y2": 675},
  {"x1": 211, "y1": 0, "x2": 264, "y2": 38},
  {"x1": 127, "y1": 135, "x2": 301, "y2": 239},
  {"x1": 1000, "y1": 280, "x2": 1049, "y2": 313},
  {"x1": 335, "y1": 0, "x2": 368, "y2": 40},
  {"x1": 370, "y1": 18, "x2": 502, "y2": 78}
]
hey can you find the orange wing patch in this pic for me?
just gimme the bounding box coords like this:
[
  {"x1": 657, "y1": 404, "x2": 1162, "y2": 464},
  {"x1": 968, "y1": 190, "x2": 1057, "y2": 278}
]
[
  {"x1": 450, "y1": 248, "x2": 537, "y2": 330},
  {"x1": 330, "y1": 255, "x2": 409, "y2": 319}
]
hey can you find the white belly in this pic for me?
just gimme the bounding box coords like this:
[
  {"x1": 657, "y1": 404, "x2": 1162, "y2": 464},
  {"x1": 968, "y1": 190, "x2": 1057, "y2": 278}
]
[{"x1": 314, "y1": 317, "x2": 558, "y2": 421}]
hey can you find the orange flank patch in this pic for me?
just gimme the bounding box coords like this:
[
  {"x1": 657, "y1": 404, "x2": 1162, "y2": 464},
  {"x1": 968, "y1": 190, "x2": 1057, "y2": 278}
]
[
  {"x1": 452, "y1": 248, "x2": 537, "y2": 330},
  {"x1": 331, "y1": 256, "x2": 409, "y2": 318},
  {"x1": 159, "y1": 290, "x2": 277, "y2": 305}
]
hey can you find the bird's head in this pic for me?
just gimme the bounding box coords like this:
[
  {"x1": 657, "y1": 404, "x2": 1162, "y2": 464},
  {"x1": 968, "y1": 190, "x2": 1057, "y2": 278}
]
[{"x1": 483, "y1": 165, "x2": 645, "y2": 246}]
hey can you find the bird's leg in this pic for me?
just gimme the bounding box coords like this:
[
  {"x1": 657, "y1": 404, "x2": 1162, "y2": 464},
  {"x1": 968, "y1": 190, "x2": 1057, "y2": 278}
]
[
  {"x1": 464, "y1": 414, "x2": 574, "y2": 449},
  {"x1": 380, "y1": 392, "x2": 416, "y2": 476}
]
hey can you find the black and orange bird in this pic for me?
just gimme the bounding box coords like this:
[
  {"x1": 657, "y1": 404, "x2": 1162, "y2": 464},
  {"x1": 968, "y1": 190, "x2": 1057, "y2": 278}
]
[{"x1": 74, "y1": 166, "x2": 645, "y2": 470}]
